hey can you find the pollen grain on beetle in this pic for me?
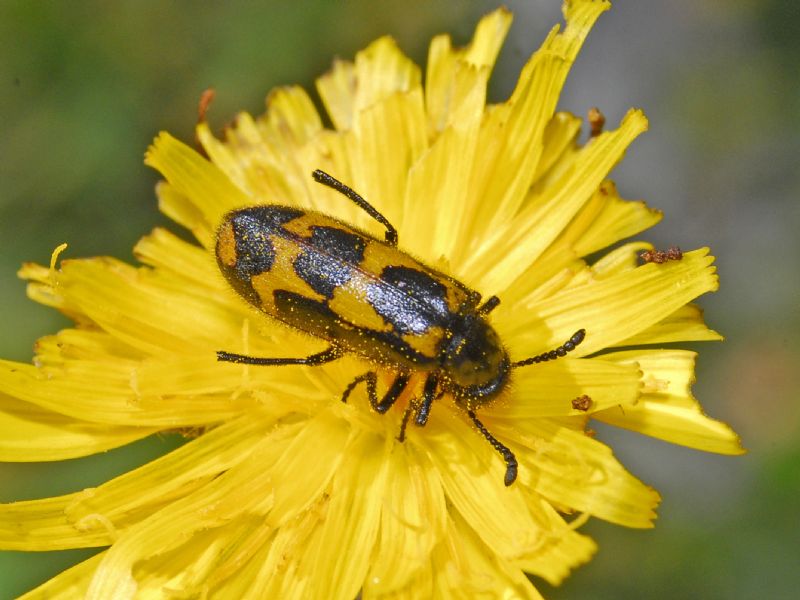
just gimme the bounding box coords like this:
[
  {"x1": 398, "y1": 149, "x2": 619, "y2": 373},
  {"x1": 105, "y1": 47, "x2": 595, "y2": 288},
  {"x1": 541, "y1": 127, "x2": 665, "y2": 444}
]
[{"x1": 0, "y1": 1, "x2": 743, "y2": 598}]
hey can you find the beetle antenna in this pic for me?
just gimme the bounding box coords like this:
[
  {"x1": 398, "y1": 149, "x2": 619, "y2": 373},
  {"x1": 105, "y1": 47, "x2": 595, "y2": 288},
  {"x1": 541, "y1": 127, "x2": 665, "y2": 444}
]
[
  {"x1": 312, "y1": 170, "x2": 398, "y2": 246},
  {"x1": 467, "y1": 410, "x2": 518, "y2": 486},
  {"x1": 512, "y1": 329, "x2": 585, "y2": 368}
]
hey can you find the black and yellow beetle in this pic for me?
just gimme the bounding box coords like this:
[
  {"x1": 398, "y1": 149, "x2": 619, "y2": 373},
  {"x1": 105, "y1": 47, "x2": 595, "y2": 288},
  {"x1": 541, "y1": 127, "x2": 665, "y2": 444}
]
[{"x1": 215, "y1": 170, "x2": 585, "y2": 485}]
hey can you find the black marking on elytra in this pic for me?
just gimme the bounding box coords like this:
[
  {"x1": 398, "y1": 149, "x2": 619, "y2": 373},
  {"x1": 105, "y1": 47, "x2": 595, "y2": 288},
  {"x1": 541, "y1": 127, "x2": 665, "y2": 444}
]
[
  {"x1": 231, "y1": 206, "x2": 304, "y2": 280},
  {"x1": 273, "y1": 289, "x2": 338, "y2": 324},
  {"x1": 366, "y1": 266, "x2": 451, "y2": 335},
  {"x1": 271, "y1": 290, "x2": 435, "y2": 366},
  {"x1": 366, "y1": 327, "x2": 436, "y2": 365},
  {"x1": 293, "y1": 226, "x2": 366, "y2": 298}
]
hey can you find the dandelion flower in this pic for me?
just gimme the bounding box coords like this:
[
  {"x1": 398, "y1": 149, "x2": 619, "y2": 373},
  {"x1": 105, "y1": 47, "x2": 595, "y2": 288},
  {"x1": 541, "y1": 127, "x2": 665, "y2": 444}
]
[{"x1": 0, "y1": 1, "x2": 744, "y2": 598}]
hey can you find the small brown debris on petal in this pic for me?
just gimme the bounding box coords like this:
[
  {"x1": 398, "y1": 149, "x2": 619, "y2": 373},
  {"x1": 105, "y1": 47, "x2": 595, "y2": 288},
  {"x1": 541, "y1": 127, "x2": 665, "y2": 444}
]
[
  {"x1": 640, "y1": 246, "x2": 683, "y2": 264},
  {"x1": 588, "y1": 107, "x2": 605, "y2": 138},
  {"x1": 665, "y1": 246, "x2": 683, "y2": 261},
  {"x1": 571, "y1": 394, "x2": 592, "y2": 411}
]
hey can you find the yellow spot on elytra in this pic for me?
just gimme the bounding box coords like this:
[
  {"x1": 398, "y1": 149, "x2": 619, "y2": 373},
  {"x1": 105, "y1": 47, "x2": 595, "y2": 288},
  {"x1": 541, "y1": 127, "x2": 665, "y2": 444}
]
[{"x1": 216, "y1": 222, "x2": 238, "y2": 267}]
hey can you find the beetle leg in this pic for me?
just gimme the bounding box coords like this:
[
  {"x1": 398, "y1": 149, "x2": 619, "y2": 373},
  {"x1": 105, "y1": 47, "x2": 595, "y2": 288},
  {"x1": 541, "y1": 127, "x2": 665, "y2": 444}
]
[
  {"x1": 467, "y1": 410, "x2": 518, "y2": 486},
  {"x1": 311, "y1": 169, "x2": 399, "y2": 246},
  {"x1": 512, "y1": 329, "x2": 586, "y2": 368},
  {"x1": 340, "y1": 371, "x2": 376, "y2": 404},
  {"x1": 217, "y1": 344, "x2": 341, "y2": 366},
  {"x1": 397, "y1": 404, "x2": 414, "y2": 442},
  {"x1": 341, "y1": 371, "x2": 410, "y2": 415},
  {"x1": 373, "y1": 372, "x2": 411, "y2": 413},
  {"x1": 414, "y1": 373, "x2": 440, "y2": 427}
]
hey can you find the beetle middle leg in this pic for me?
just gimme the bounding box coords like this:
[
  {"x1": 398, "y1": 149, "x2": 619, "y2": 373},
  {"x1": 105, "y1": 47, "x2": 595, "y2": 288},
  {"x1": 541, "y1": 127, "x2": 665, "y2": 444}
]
[
  {"x1": 341, "y1": 370, "x2": 411, "y2": 414},
  {"x1": 397, "y1": 374, "x2": 443, "y2": 441}
]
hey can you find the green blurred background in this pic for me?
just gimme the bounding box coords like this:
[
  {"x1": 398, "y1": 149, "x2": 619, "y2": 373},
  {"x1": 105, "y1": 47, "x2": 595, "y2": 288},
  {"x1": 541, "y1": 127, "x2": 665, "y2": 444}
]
[{"x1": 1, "y1": 1, "x2": 798, "y2": 598}]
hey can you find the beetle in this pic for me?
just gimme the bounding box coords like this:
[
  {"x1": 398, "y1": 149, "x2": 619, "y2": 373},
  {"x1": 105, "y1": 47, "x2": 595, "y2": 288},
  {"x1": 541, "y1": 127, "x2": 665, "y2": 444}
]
[{"x1": 215, "y1": 170, "x2": 585, "y2": 485}]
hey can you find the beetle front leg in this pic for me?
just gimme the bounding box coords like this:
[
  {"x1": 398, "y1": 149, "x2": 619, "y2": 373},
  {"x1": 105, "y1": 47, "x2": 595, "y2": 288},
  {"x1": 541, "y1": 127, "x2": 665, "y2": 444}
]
[{"x1": 217, "y1": 344, "x2": 341, "y2": 366}]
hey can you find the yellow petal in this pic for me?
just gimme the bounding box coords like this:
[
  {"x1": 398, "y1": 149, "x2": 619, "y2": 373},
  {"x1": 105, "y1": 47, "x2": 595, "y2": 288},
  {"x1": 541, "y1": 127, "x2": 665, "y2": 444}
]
[
  {"x1": 133, "y1": 227, "x2": 220, "y2": 288},
  {"x1": 0, "y1": 416, "x2": 273, "y2": 550},
  {"x1": 455, "y1": 0, "x2": 612, "y2": 271},
  {"x1": 34, "y1": 329, "x2": 143, "y2": 366},
  {"x1": 431, "y1": 511, "x2": 545, "y2": 600},
  {"x1": 259, "y1": 85, "x2": 323, "y2": 150},
  {"x1": 425, "y1": 7, "x2": 512, "y2": 132},
  {"x1": 145, "y1": 132, "x2": 252, "y2": 236},
  {"x1": 512, "y1": 495, "x2": 596, "y2": 585},
  {"x1": 0, "y1": 356, "x2": 252, "y2": 427},
  {"x1": 531, "y1": 111, "x2": 583, "y2": 184},
  {"x1": 316, "y1": 58, "x2": 357, "y2": 131},
  {"x1": 200, "y1": 87, "x2": 325, "y2": 207},
  {"x1": 484, "y1": 357, "x2": 641, "y2": 418},
  {"x1": 615, "y1": 303, "x2": 723, "y2": 345},
  {"x1": 301, "y1": 430, "x2": 387, "y2": 600},
  {"x1": 345, "y1": 88, "x2": 427, "y2": 233},
  {"x1": 363, "y1": 443, "x2": 446, "y2": 596},
  {"x1": 0, "y1": 394, "x2": 153, "y2": 461},
  {"x1": 415, "y1": 407, "x2": 547, "y2": 558},
  {"x1": 117, "y1": 516, "x2": 269, "y2": 596},
  {"x1": 54, "y1": 258, "x2": 234, "y2": 354},
  {"x1": 19, "y1": 551, "x2": 104, "y2": 600},
  {"x1": 201, "y1": 527, "x2": 277, "y2": 599},
  {"x1": 317, "y1": 35, "x2": 421, "y2": 137},
  {"x1": 154, "y1": 181, "x2": 211, "y2": 247},
  {"x1": 400, "y1": 110, "x2": 482, "y2": 262},
  {"x1": 84, "y1": 431, "x2": 288, "y2": 599},
  {"x1": 248, "y1": 507, "x2": 318, "y2": 600},
  {"x1": 264, "y1": 408, "x2": 351, "y2": 527},
  {"x1": 594, "y1": 350, "x2": 745, "y2": 454},
  {"x1": 461, "y1": 110, "x2": 648, "y2": 291},
  {"x1": 500, "y1": 248, "x2": 719, "y2": 357},
  {"x1": 353, "y1": 36, "x2": 421, "y2": 112},
  {"x1": 500, "y1": 419, "x2": 660, "y2": 528},
  {"x1": 19, "y1": 259, "x2": 81, "y2": 318},
  {"x1": 573, "y1": 182, "x2": 663, "y2": 257}
]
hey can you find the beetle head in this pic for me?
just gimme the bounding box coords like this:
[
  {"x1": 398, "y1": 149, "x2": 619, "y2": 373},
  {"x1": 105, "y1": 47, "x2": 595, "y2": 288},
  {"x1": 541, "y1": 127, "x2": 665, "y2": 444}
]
[{"x1": 441, "y1": 315, "x2": 510, "y2": 406}]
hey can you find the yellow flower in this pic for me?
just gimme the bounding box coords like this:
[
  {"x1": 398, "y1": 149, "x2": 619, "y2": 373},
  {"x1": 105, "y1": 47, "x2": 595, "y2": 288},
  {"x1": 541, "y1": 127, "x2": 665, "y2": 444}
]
[{"x1": 1, "y1": 2, "x2": 743, "y2": 598}]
